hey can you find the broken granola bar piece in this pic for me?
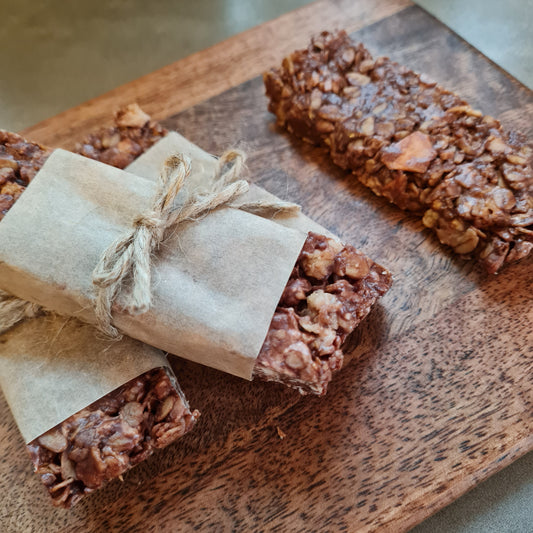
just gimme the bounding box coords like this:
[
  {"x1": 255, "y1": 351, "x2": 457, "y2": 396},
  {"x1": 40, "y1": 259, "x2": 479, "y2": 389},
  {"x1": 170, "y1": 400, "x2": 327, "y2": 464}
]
[{"x1": 264, "y1": 31, "x2": 533, "y2": 273}]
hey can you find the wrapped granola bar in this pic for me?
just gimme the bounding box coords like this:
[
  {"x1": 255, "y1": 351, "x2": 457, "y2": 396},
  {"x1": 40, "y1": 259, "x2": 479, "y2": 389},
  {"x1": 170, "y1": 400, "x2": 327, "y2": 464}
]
[
  {"x1": 128, "y1": 133, "x2": 392, "y2": 395},
  {"x1": 0, "y1": 111, "x2": 197, "y2": 507},
  {"x1": 0, "y1": 112, "x2": 391, "y2": 396},
  {"x1": 0, "y1": 141, "x2": 309, "y2": 379},
  {"x1": 0, "y1": 317, "x2": 198, "y2": 508}
]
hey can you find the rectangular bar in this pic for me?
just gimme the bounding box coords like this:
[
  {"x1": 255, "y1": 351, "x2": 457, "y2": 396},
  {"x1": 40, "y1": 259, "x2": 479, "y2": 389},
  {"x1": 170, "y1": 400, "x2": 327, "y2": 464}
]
[
  {"x1": 264, "y1": 31, "x2": 533, "y2": 273},
  {"x1": 1, "y1": 107, "x2": 186, "y2": 507},
  {"x1": 1, "y1": 105, "x2": 391, "y2": 396}
]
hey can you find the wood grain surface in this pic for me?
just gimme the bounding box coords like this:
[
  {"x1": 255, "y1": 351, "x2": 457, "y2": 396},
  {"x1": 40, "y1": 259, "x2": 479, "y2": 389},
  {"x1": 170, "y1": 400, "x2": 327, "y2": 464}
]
[{"x1": 2, "y1": 3, "x2": 532, "y2": 532}]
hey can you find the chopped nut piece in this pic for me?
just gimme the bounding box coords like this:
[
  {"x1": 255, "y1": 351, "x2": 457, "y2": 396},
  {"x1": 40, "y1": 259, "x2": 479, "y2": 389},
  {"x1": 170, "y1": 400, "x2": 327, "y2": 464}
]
[
  {"x1": 334, "y1": 248, "x2": 370, "y2": 279},
  {"x1": 1, "y1": 181, "x2": 24, "y2": 198},
  {"x1": 60, "y1": 452, "x2": 77, "y2": 481},
  {"x1": 38, "y1": 429, "x2": 68, "y2": 454},
  {"x1": 120, "y1": 402, "x2": 144, "y2": 427},
  {"x1": 300, "y1": 236, "x2": 343, "y2": 280},
  {"x1": 486, "y1": 136, "x2": 508, "y2": 154},
  {"x1": 115, "y1": 103, "x2": 151, "y2": 128},
  {"x1": 382, "y1": 132, "x2": 437, "y2": 173},
  {"x1": 285, "y1": 342, "x2": 313, "y2": 370}
]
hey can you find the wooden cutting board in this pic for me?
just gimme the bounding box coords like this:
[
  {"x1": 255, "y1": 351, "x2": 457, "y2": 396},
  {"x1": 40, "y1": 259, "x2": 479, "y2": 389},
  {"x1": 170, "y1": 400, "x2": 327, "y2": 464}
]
[{"x1": 2, "y1": 2, "x2": 532, "y2": 532}]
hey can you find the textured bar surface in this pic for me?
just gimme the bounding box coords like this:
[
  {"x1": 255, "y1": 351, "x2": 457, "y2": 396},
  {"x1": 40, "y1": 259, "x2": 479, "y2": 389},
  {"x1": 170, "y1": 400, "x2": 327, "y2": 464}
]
[
  {"x1": 264, "y1": 31, "x2": 533, "y2": 273},
  {"x1": 0, "y1": 103, "x2": 167, "y2": 221},
  {"x1": 75, "y1": 103, "x2": 168, "y2": 169},
  {"x1": 254, "y1": 232, "x2": 391, "y2": 395},
  {"x1": 0, "y1": 131, "x2": 52, "y2": 219},
  {"x1": 27, "y1": 367, "x2": 199, "y2": 508}
]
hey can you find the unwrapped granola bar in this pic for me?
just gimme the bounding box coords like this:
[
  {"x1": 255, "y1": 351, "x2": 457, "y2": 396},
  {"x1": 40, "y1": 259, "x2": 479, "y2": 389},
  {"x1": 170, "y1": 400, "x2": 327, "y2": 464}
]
[{"x1": 264, "y1": 31, "x2": 533, "y2": 273}]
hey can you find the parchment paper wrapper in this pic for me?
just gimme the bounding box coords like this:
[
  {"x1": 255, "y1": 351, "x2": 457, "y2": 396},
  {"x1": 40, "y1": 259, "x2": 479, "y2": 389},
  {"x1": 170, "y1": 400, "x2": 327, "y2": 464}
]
[
  {"x1": 0, "y1": 146, "x2": 307, "y2": 379},
  {"x1": 0, "y1": 315, "x2": 170, "y2": 443}
]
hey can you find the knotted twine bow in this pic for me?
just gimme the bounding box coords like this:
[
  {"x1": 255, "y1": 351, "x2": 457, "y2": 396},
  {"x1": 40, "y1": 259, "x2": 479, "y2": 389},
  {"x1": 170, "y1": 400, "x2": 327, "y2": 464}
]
[{"x1": 0, "y1": 150, "x2": 300, "y2": 338}]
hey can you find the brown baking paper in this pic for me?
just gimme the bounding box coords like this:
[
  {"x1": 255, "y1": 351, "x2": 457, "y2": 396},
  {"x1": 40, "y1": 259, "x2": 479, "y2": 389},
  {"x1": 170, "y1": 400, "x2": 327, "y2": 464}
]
[
  {"x1": 0, "y1": 315, "x2": 170, "y2": 443},
  {"x1": 0, "y1": 148, "x2": 307, "y2": 379}
]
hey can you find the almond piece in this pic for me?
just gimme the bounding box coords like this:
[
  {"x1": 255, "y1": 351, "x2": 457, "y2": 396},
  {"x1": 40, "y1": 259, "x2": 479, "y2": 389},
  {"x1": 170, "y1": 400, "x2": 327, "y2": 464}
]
[{"x1": 381, "y1": 131, "x2": 437, "y2": 173}]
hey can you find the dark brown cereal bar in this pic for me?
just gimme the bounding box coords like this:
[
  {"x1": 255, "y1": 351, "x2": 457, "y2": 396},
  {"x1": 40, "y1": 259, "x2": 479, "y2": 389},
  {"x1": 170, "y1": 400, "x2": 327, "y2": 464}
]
[
  {"x1": 1, "y1": 108, "x2": 185, "y2": 508},
  {"x1": 0, "y1": 103, "x2": 167, "y2": 221},
  {"x1": 1, "y1": 106, "x2": 391, "y2": 398},
  {"x1": 0, "y1": 131, "x2": 52, "y2": 220},
  {"x1": 254, "y1": 231, "x2": 391, "y2": 395},
  {"x1": 264, "y1": 31, "x2": 533, "y2": 273},
  {"x1": 27, "y1": 368, "x2": 199, "y2": 508}
]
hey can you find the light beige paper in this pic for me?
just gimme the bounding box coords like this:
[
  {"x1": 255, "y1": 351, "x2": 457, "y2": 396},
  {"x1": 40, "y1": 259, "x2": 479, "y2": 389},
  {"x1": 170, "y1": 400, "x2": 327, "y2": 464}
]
[
  {"x1": 126, "y1": 132, "x2": 334, "y2": 237},
  {"x1": 0, "y1": 315, "x2": 169, "y2": 443},
  {"x1": 0, "y1": 149, "x2": 307, "y2": 379}
]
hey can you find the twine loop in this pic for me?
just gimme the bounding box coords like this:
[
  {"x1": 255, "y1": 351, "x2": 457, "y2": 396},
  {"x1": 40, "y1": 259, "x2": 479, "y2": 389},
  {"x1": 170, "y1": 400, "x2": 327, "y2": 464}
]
[{"x1": 0, "y1": 290, "x2": 44, "y2": 336}]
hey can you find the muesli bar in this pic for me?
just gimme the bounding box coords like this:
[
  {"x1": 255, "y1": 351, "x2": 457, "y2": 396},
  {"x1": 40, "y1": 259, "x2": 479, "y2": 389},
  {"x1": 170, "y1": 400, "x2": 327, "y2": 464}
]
[
  {"x1": 1, "y1": 105, "x2": 391, "y2": 397},
  {"x1": 1, "y1": 109, "x2": 187, "y2": 508},
  {"x1": 0, "y1": 103, "x2": 167, "y2": 220},
  {"x1": 264, "y1": 31, "x2": 533, "y2": 273},
  {"x1": 27, "y1": 367, "x2": 199, "y2": 508},
  {"x1": 255, "y1": 231, "x2": 391, "y2": 395}
]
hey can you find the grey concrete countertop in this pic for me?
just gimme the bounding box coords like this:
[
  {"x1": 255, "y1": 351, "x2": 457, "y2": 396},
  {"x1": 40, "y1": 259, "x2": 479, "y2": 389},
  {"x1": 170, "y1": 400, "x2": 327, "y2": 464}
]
[
  {"x1": 415, "y1": 0, "x2": 533, "y2": 90},
  {"x1": 1, "y1": 1, "x2": 531, "y2": 531}
]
